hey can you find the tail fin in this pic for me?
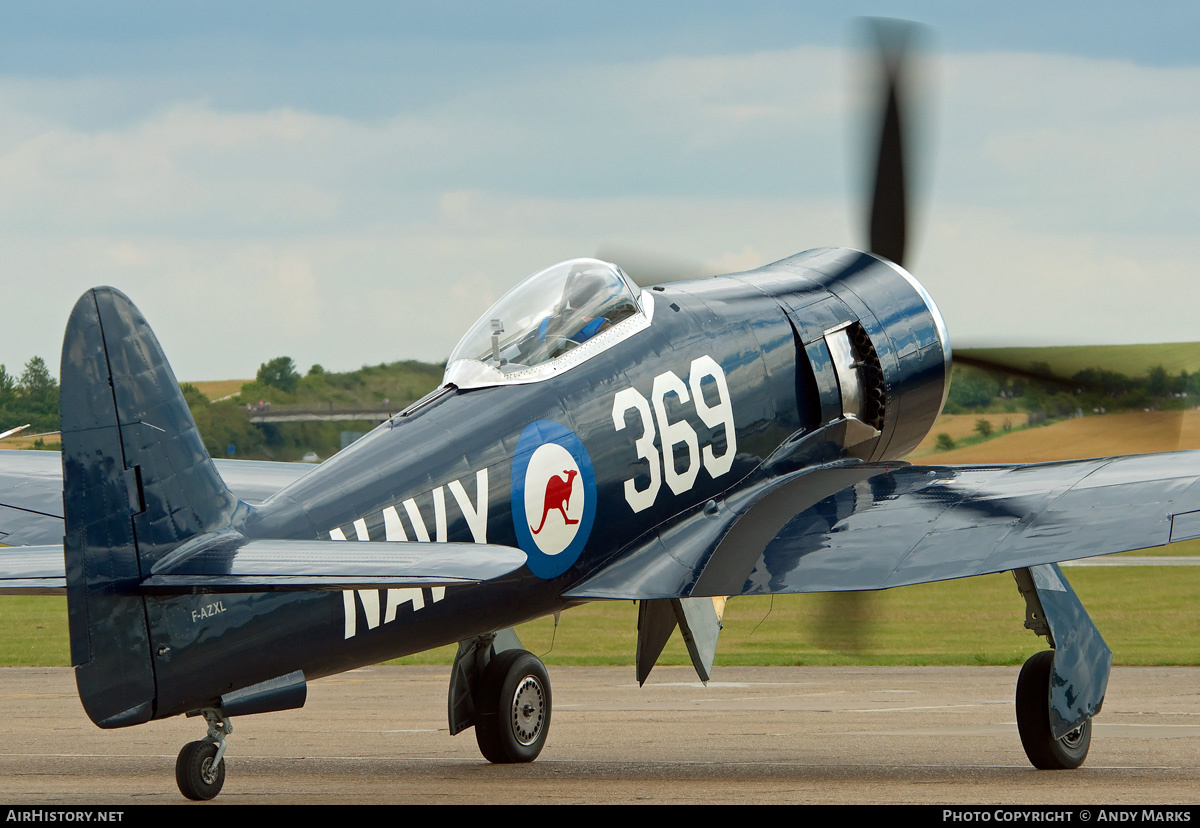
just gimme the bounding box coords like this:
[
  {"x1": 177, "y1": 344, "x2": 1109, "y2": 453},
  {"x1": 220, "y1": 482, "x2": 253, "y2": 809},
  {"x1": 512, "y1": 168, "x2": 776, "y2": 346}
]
[{"x1": 61, "y1": 287, "x2": 239, "y2": 727}]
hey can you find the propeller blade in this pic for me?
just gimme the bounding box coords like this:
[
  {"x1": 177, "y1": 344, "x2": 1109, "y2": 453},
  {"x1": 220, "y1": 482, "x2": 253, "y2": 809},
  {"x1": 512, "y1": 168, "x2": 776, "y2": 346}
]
[
  {"x1": 952, "y1": 348, "x2": 1193, "y2": 453},
  {"x1": 864, "y1": 19, "x2": 919, "y2": 267},
  {"x1": 952, "y1": 353, "x2": 1077, "y2": 388}
]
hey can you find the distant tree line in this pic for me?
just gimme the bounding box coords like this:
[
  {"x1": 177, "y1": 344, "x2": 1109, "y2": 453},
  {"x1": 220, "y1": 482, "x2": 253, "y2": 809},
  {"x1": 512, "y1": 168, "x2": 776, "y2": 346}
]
[
  {"x1": 2, "y1": 354, "x2": 445, "y2": 461},
  {"x1": 189, "y1": 355, "x2": 444, "y2": 461},
  {"x1": 0, "y1": 357, "x2": 60, "y2": 433},
  {"x1": 944, "y1": 361, "x2": 1200, "y2": 421},
  {"x1": 17, "y1": 348, "x2": 1199, "y2": 459}
]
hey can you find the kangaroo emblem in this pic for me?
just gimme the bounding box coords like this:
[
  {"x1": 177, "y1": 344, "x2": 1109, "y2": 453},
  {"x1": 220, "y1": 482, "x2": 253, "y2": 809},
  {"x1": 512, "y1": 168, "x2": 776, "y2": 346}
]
[{"x1": 530, "y1": 469, "x2": 580, "y2": 535}]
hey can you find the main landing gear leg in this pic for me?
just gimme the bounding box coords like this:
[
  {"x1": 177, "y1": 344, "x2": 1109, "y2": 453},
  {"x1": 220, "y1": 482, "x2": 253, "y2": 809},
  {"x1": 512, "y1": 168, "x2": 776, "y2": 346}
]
[
  {"x1": 176, "y1": 708, "x2": 231, "y2": 800},
  {"x1": 1012, "y1": 564, "x2": 1112, "y2": 770},
  {"x1": 448, "y1": 629, "x2": 553, "y2": 763}
]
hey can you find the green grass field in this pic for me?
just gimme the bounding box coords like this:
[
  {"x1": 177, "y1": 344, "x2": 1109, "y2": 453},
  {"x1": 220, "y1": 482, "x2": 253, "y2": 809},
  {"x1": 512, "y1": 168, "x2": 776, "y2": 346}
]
[
  {"x1": 5, "y1": 566, "x2": 1194, "y2": 668},
  {"x1": 5, "y1": 349, "x2": 1199, "y2": 670},
  {"x1": 473, "y1": 567, "x2": 1200, "y2": 669}
]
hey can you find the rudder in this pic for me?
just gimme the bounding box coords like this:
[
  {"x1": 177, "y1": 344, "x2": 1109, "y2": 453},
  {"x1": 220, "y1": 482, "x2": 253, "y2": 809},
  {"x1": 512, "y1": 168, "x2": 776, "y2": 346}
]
[{"x1": 61, "y1": 287, "x2": 240, "y2": 727}]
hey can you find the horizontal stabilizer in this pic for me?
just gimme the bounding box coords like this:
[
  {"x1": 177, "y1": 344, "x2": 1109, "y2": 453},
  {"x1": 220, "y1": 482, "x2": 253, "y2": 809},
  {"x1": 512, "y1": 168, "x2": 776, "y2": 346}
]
[
  {"x1": 142, "y1": 533, "x2": 527, "y2": 594},
  {"x1": 0, "y1": 536, "x2": 526, "y2": 594}
]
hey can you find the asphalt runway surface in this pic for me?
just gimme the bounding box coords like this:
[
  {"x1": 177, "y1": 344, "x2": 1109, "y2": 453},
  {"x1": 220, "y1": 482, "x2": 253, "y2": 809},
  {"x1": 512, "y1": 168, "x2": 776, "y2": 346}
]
[{"x1": 3, "y1": 665, "x2": 1198, "y2": 805}]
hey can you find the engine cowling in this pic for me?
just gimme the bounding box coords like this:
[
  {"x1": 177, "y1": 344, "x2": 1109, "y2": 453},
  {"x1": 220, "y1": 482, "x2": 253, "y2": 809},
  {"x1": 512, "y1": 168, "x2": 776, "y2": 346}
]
[{"x1": 752, "y1": 247, "x2": 951, "y2": 462}]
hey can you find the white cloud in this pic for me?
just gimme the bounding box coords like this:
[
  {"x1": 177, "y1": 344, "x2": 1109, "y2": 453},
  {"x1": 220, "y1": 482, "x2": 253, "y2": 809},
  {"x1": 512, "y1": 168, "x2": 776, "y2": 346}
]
[
  {"x1": 934, "y1": 51, "x2": 1200, "y2": 230},
  {"x1": 1, "y1": 42, "x2": 1198, "y2": 381}
]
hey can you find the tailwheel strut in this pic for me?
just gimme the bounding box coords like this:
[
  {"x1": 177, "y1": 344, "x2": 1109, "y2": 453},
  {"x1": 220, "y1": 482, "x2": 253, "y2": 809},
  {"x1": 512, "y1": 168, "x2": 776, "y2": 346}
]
[{"x1": 176, "y1": 709, "x2": 231, "y2": 800}]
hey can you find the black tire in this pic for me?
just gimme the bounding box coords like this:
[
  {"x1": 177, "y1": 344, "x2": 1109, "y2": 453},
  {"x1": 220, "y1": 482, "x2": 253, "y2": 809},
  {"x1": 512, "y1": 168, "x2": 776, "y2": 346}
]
[
  {"x1": 175, "y1": 740, "x2": 226, "y2": 800},
  {"x1": 474, "y1": 649, "x2": 551, "y2": 763},
  {"x1": 1015, "y1": 650, "x2": 1091, "y2": 770}
]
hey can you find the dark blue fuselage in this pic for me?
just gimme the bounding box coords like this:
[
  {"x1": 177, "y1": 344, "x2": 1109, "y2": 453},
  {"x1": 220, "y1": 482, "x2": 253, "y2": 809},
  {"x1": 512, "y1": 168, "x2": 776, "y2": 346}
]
[{"x1": 141, "y1": 247, "x2": 950, "y2": 719}]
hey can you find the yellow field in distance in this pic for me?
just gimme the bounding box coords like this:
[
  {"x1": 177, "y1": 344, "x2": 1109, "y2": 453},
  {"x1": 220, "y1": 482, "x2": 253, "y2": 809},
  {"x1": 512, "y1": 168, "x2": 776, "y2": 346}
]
[{"x1": 912, "y1": 410, "x2": 1200, "y2": 463}]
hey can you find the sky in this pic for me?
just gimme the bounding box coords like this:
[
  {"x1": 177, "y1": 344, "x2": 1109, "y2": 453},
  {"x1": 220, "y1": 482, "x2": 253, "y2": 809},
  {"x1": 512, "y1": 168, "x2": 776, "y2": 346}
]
[{"x1": 2, "y1": 2, "x2": 1198, "y2": 380}]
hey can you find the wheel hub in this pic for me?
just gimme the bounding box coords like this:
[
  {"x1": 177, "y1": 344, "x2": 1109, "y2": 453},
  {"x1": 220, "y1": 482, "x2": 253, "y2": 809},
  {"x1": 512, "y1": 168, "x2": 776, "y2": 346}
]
[
  {"x1": 510, "y1": 676, "x2": 545, "y2": 746},
  {"x1": 1060, "y1": 725, "x2": 1086, "y2": 748},
  {"x1": 200, "y1": 756, "x2": 219, "y2": 786}
]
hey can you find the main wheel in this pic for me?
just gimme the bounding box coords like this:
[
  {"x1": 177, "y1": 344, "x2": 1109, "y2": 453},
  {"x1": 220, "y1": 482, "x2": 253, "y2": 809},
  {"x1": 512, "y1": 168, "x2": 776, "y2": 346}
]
[
  {"x1": 474, "y1": 649, "x2": 551, "y2": 763},
  {"x1": 1015, "y1": 650, "x2": 1091, "y2": 769},
  {"x1": 175, "y1": 740, "x2": 226, "y2": 800}
]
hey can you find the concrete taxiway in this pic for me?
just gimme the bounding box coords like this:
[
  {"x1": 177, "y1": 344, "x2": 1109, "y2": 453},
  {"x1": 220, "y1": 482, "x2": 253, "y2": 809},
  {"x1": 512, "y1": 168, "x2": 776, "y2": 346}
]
[{"x1": 3, "y1": 665, "x2": 1198, "y2": 805}]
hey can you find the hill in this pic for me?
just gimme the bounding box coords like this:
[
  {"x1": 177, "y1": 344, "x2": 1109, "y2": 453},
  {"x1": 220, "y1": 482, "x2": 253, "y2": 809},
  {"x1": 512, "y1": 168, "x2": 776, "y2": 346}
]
[{"x1": 183, "y1": 359, "x2": 445, "y2": 461}]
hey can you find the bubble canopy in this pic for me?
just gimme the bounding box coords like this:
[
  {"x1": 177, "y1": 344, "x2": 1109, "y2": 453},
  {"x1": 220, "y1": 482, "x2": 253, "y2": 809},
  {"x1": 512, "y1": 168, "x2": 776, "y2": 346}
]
[{"x1": 444, "y1": 258, "x2": 649, "y2": 388}]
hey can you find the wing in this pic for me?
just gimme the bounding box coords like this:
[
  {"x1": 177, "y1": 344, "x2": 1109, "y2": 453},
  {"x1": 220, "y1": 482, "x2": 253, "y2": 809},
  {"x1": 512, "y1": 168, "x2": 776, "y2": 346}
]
[
  {"x1": 0, "y1": 449, "x2": 314, "y2": 548},
  {"x1": 0, "y1": 450, "x2": 67, "y2": 545},
  {"x1": 0, "y1": 544, "x2": 64, "y2": 593},
  {"x1": 566, "y1": 451, "x2": 1200, "y2": 599}
]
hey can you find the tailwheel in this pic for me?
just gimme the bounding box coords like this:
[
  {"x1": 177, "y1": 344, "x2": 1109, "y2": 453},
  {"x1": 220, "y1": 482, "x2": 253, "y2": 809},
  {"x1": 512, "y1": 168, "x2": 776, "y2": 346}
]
[
  {"x1": 1015, "y1": 650, "x2": 1091, "y2": 769},
  {"x1": 175, "y1": 740, "x2": 225, "y2": 800},
  {"x1": 474, "y1": 649, "x2": 551, "y2": 763},
  {"x1": 176, "y1": 708, "x2": 232, "y2": 800}
]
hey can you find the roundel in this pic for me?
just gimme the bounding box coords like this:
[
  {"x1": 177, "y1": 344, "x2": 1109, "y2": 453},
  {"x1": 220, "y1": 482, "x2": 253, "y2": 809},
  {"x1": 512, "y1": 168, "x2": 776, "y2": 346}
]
[{"x1": 511, "y1": 420, "x2": 597, "y2": 579}]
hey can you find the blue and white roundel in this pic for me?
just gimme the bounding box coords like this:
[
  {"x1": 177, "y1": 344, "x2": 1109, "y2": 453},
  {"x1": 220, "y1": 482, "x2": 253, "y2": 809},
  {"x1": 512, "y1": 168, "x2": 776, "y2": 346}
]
[{"x1": 511, "y1": 421, "x2": 597, "y2": 579}]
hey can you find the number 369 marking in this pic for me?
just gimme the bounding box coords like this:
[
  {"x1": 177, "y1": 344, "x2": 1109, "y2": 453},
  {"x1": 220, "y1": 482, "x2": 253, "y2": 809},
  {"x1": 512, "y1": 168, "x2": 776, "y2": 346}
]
[{"x1": 611, "y1": 355, "x2": 737, "y2": 513}]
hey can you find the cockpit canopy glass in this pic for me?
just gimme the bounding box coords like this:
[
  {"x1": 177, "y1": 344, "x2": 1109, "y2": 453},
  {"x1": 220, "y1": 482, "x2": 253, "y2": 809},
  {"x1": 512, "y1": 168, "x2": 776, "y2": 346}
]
[{"x1": 447, "y1": 258, "x2": 642, "y2": 378}]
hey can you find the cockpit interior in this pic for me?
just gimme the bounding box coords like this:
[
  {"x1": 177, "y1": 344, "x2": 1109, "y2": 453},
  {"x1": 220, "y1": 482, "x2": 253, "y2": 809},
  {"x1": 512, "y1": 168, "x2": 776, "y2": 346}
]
[{"x1": 445, "y1": 258, "x2": 649, "y2": 388}]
